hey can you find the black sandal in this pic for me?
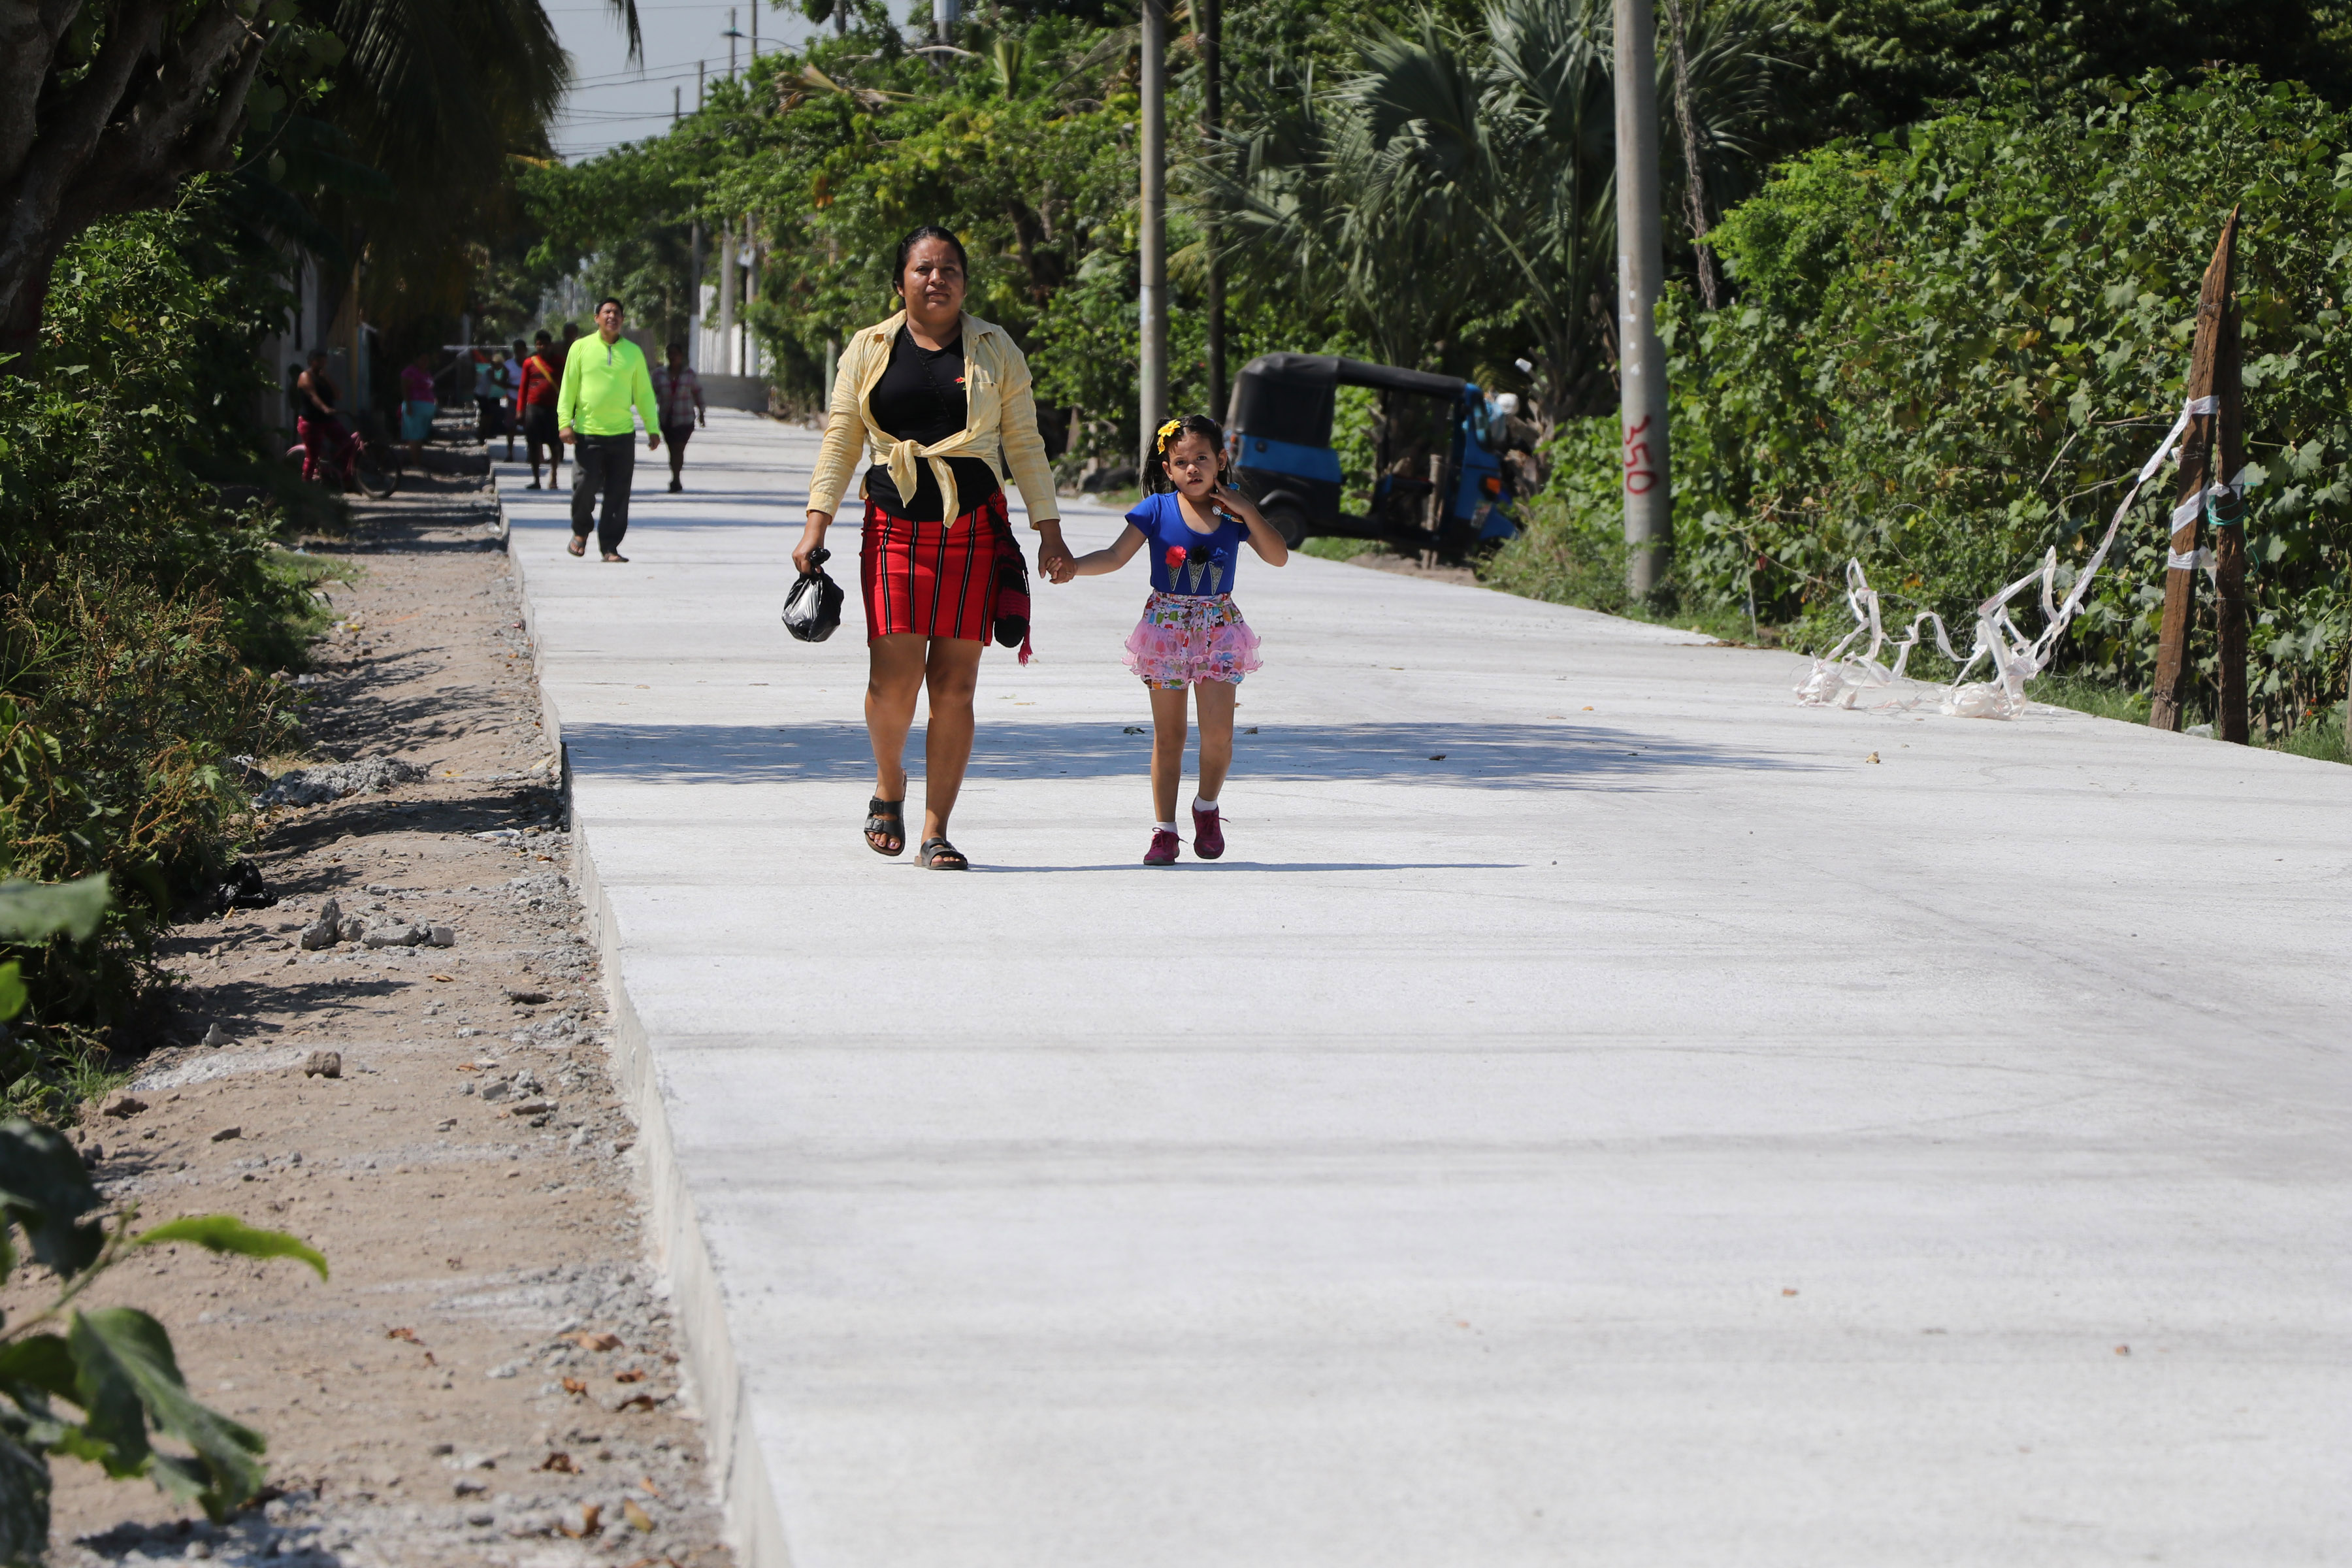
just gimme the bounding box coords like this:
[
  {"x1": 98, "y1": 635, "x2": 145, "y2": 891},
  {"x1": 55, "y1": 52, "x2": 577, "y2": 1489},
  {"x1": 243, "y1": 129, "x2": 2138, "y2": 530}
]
[
  {"x1": 918, "y1": 837, "x2": 969, "y2": 871},
  {"x1": 864, "y1": 797, "x2": 906, "y2": 857}
]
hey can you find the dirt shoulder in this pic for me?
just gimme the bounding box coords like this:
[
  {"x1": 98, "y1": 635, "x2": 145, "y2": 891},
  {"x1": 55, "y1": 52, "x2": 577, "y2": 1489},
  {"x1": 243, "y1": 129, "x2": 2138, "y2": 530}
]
[{"x1": 15, "y1": 464, "x2": 734, "y2": 1568}]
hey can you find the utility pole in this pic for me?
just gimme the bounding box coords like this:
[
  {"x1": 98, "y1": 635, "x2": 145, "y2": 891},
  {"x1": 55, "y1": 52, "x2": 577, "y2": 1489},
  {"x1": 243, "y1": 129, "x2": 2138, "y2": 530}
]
[
  {"x1": 718, "y1": 220, "x2": 738, "y2": 382},
  {"x1": 698, "y1": 59, "x2": 706, "y2": 110},
  {"x1": 726, "y1": 9, "x2": 740, "y2": 78},
  {"x1": 934, "y1": 0, "x2": 959, "y2": 42},
  {"x1": 749, "y1": 0, "x2": 758, "y2": 62},
  {"x1": 689, "y1": 220, "x2": 703, "y2": 370},
  {"x1": 1138, "y1": 0, "x2": 1169, "y2": 474},
  {"x1": 1200, "y1": 0, "x2": 1226, "y2": 417},
  {"x1": 1612, "y1": 0, "x2": 1671, "y2": 600},
  {"x1": 740, "y1": 213, "x2": 756, "y2": 378},
  {"x1": 673, "y1": 86, "x2": 681, "y2": 124},
  {"x1": 2150, "y1": 208, "x2": 2241, "y2": 736}
]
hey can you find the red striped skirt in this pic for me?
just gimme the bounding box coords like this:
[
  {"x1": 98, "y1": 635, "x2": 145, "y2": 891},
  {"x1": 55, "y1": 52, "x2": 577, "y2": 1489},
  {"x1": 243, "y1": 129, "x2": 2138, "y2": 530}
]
[{"x1": 860, "y1": 491, "x2": 1012, "y2": 644}]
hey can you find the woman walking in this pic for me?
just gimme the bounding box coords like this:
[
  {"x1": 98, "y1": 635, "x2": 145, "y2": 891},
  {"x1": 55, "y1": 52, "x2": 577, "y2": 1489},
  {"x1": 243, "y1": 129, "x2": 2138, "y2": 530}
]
[{"x1": 794, "y1": 225, "x2": 1073, "y2": 871}]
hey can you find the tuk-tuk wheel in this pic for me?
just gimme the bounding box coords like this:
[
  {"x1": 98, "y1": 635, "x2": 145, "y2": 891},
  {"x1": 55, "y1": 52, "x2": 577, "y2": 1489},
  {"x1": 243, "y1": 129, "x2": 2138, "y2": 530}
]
[{"x1": 1265, "y1": 504, "x2": 1309, "y2": 549}]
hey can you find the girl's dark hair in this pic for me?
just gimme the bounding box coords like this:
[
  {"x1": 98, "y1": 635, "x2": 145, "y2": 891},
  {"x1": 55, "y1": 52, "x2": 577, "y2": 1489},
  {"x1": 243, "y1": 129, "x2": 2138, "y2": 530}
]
[
  {"x1": 1144, "y1": 413, "x2": 1230, "y2": 493},
  {"x1": 892, "y1": 225, "x2": 972, "y2": 296}
]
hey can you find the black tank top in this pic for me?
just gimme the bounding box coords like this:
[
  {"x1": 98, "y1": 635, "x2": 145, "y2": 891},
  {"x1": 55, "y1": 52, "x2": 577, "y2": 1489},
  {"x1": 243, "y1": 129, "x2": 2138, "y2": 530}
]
[{"x1": 862, "y1": 327, "x2": 1000, "y2": 522}]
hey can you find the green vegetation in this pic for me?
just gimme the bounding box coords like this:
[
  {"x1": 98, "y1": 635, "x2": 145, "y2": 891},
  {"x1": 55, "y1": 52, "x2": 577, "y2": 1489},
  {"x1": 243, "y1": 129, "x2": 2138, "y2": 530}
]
[
  {"x1": 0, "y1": 195, "x2": 314, "y2": 1105},
  {"x1": 0, "y1": 1120, "x2": 325, "y2": 1554},
  {"x1": 1669, "y1": 70, "x2": 2352, "y2": 736}
]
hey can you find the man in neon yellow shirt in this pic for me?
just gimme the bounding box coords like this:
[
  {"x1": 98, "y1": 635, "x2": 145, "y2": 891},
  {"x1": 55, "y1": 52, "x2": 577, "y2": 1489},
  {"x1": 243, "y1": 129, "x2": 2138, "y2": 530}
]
[{"x1": 558, "y1": 296, "x2": 662, "y2": 561}]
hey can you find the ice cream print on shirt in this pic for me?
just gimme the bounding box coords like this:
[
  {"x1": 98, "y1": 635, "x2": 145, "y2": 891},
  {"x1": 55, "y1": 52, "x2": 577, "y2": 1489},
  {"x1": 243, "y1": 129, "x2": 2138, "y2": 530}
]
[{"x1": 1128, "y1": 491, "x2": 1248, "y2": 596}]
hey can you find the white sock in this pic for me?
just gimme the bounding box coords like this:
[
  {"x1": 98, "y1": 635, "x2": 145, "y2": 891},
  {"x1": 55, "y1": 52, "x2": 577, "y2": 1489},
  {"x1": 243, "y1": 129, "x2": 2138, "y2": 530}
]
[
  {"x1": 1192, "y1": 794, "x2": 1218, "y2": 814},
  {"x1": 1155, "y1": 821, "x2": 1179, "y2": 834}
]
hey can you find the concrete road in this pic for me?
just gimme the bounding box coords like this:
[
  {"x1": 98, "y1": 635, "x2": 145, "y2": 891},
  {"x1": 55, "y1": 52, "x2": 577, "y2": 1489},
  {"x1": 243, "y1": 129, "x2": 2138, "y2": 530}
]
[{"x1": 501, "y1": 410, "x2": 2351, "y2": 1567}]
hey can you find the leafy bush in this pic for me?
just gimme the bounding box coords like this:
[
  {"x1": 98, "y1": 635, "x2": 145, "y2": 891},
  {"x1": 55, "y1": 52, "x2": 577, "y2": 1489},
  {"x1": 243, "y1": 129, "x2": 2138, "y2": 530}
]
[
  {"x1": 1660, "y1": 69, "x2": 2352, "y2": 734},
  {"x1": 0, "y1": 195, "x2": 310, "y2": 1078},
  {"x1": 0, "y1": 1123, "x2": 325, "y2": 1557}
]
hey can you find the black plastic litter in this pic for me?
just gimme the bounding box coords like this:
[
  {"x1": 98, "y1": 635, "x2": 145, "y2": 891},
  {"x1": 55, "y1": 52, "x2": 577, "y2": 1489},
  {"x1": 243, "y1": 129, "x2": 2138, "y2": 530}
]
[{"x1": 783, "y1": 547, "x2": 845, "y2": 642}]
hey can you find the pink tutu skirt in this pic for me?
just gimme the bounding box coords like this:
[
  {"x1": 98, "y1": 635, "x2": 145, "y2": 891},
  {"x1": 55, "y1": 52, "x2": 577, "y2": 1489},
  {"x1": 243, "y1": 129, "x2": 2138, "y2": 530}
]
[{"x1": 1122, "y1": 591, "x2": 1263, "y2": 688}]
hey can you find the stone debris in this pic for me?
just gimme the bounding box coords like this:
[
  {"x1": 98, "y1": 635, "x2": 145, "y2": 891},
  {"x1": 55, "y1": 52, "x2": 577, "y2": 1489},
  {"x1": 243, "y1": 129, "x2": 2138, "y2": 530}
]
[
  {"x1": 209, "y1": 1126, "x2": 241, "y2": 1143},
  {"x1": 363, "y1": 921, "x2": 434, "y2": 948},
  {"x1": 298, "y1": 898, "x2": 342, "y2": 951},
  {"x1": 102, "y1": 1096, "x2": 146, "y2": 1119},
  {"x1": 255, "y1": 755, "x2": 425, "y2": 808},
  {"x1": 201, "y1": 1023, "x2": 230, "y2": 1048},
  {"x1": 302, "y1": 1050, "x2": 342, "y2": 1079}
]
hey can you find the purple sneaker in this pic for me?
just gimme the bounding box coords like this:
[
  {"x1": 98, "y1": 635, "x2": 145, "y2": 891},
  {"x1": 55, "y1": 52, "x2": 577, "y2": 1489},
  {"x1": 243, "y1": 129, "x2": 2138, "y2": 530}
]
[
  {"x1": 1143, "y1": 828, "x2": 1181, "y2": 866},
  {"x1": 1192, "y1": 803, "x2": 1225, "y2": 860}
]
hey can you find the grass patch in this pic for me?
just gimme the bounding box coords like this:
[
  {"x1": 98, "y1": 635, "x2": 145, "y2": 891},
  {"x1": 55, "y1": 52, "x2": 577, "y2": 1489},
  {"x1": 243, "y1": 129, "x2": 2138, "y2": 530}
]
[
  {"x1": 2026, "y1": 672, "x2": 2348, "y2": 763},
  {"x1": 1475, "y1": 495, "x2": 1781, "y2": 646},
  {"x1": 1302, "y1": 536, "x2": 1384, "y2": 561},
  {"x1": 266, "y1": 547, "x2": 362, "y2": 661},
  {"x1": 2025, "y1": 672, "x2": 2153, "y2": 725}
]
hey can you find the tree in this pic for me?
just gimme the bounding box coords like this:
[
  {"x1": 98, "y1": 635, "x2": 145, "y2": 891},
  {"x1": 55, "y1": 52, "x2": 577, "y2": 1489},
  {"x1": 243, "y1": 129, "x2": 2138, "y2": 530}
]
[
  {"x1": 0, "y1": 0, "x2": 641, "y2": 363},
  {"x1": 1211, "y1": 0, "x2": 1783, "y2": 423}
]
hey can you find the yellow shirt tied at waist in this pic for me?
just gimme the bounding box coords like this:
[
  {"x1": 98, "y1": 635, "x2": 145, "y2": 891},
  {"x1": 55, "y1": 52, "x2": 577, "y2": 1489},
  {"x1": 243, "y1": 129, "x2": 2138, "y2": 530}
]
[
  {"x1": 557, "y1": 335, "x2": 659, "y2": 438},
  {"x1": 806, "y1": 310, "x2": 1062, "y2": 529}
]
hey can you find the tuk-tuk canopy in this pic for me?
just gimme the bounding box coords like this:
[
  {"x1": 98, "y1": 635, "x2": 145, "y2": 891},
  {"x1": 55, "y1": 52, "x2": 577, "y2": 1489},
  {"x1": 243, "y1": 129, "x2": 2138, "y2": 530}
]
[{"x1": 1226, "y1": 353, "x2": 1471, "y2": 449}]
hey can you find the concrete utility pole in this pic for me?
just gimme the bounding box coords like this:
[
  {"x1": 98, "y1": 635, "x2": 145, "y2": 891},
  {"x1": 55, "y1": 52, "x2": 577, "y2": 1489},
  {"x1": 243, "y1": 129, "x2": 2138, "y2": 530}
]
[
  {"x1": 697, "y1": 59, "x2": 706, "y2": 110},
  {"x1": 1200, "y1": 0, "x2": 1226, "y2": 417},
  {"x1": 689, "y1": 220, "x2": 702, "y2": 371},
  {"x1": 1137, "y1": 0, "x2": 1169, "y2": 474},
  {"x1": 718, "y1": 222, "x2": 738, "y2": 380},
  {"x1": 934, "y1": 0, "x2": 960, "y2": 43},
  {"x1": 1612, "y1": 0, "x2": 1671, "y2": 599},
  {"x1": 726, "y1": 9, "x2": 740, "y2": 78},
  {"x1": 749, "y1": 0, "x2": 758, "y2": 61},
  {"x1": 741, "y1": 213, "x2": 757, "y2": 378}
]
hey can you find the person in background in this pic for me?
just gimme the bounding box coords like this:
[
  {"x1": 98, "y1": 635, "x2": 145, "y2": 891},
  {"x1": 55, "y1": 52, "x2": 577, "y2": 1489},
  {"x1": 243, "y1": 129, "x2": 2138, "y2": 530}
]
[
  {"x1": 399, "y1": 353, "x2": 437, "y2": 465},
  {"x1": 556, "y1": 297, "x2": 661, "y2": 561},
  {"x1": 504, "y1": 338, "x2": 529, "y2": 461},
  {"x1": 555, "y1": 322, "x2": 581, "y2": 380},
  {"x1": 473, "y1": 348, "x2": 506, "y2": 442},
  {"x1": 518, "y1": 331, "x2": 563, "y2": 489},
  {"x1": 650, "y1": 342, "x2": 706, "y2": 493},
  {"x1": 295, "y1": 351, "x2": 355, "y2": 481}
]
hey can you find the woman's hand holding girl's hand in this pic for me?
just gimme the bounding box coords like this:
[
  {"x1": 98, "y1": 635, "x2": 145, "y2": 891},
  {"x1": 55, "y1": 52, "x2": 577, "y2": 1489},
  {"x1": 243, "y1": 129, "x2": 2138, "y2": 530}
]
[
  {"x1": 1037, "y1": 523, "x2": 1077, "y2": 585},
  {"x1": 794, "y1": 514, "x2": 831, "y2": 575}
]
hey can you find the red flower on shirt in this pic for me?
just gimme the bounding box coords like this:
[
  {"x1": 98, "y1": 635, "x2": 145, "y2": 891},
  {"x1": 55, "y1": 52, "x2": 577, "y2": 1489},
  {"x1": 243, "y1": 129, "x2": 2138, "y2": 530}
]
[{"x1": 1164, "y1": 545, "x2": 1188, "y2": 570}]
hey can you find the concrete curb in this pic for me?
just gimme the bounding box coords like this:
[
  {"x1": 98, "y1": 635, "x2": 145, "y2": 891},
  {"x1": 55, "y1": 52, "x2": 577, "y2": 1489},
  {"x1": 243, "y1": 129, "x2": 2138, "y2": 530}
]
[{"x1": 496, "y1": 469, "x2": 792, "y2": 1568}]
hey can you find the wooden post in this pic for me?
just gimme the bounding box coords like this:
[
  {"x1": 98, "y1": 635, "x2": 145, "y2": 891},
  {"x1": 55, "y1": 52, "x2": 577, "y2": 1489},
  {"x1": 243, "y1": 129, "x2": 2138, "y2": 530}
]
[
  {"x1": 2148, "y1": 208, "x2": 2238, "y2": 733},
  {"x1": 2212, "y1": 277, "x2": 2249, "y2": 743}
]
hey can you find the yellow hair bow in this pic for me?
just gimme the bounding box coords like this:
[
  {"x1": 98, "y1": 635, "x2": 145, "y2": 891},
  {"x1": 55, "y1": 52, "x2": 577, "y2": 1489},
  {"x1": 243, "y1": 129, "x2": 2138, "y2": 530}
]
[{"x1": 1154, "y1": 418, "x2": 1183, "y2": 452}]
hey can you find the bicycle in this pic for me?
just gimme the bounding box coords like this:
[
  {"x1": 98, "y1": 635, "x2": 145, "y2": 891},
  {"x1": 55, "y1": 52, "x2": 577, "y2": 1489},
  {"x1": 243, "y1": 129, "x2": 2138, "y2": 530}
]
[{"x1": 289, "y1": 419, "x2": 400, "y2": 498}]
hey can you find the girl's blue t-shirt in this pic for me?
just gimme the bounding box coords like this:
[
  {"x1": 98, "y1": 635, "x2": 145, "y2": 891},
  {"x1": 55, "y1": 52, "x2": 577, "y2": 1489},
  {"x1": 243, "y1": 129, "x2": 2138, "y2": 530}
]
[{"x1": 1125, "y1": 490, "x2": 1249, "y2": 596}]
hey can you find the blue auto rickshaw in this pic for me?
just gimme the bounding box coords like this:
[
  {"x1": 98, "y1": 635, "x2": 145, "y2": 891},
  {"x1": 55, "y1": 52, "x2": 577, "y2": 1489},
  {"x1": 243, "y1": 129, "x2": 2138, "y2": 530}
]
[{"x1": 1222, "y1": 353, "x2": 1531, "y2": 555}]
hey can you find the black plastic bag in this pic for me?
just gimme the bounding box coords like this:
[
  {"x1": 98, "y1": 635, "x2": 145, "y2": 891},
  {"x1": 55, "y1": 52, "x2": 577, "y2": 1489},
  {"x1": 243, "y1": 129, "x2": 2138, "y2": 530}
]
[{"x1": 783, "y1": 547, "x2": 845, "y2": 642}]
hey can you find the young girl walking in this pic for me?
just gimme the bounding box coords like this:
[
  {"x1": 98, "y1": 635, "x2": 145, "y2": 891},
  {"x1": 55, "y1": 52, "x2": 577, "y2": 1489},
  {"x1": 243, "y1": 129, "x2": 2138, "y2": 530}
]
[{"x1": 1067, "y1": 414, "x2": 1288, "y2": 864}]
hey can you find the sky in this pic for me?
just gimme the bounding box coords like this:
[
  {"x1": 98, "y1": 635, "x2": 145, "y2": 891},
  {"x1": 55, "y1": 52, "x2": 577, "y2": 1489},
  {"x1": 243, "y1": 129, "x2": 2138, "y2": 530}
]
[{"x1": 545, "y1": 0, "x2": 828, "y2": 163}]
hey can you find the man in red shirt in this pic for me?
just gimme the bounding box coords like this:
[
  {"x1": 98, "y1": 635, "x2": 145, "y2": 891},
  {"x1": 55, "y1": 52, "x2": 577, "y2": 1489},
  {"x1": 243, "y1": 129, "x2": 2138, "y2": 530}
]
[{"x1": 517, "y1": 331, "x2": 563, "y2": 489}]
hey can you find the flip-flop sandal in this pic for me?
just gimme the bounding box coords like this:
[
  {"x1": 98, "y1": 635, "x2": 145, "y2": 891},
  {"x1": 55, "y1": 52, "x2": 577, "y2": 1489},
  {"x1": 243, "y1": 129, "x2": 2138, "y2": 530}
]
[
  {"x1": 864, "y1": 797, "x2": 905, "y2": 857},
  {"x1": 918, "y1": 837, "x2": 969, "y2": 871},
  {"x1": 566, "y1": 536, "x2": 587, "y2": 557},
  {"x1": 602, "y1": 552, "x2": 629, "y2": 563}
]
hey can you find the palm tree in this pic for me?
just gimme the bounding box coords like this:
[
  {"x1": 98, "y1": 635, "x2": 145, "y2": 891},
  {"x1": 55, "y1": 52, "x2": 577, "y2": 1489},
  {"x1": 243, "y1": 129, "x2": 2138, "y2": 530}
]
[
  {"x1": 1205, "y1": 0, "x2": 1784, "y2": 423},
  {"x1": 0, "y1": 0, "x2": 640, "y2": 363}
]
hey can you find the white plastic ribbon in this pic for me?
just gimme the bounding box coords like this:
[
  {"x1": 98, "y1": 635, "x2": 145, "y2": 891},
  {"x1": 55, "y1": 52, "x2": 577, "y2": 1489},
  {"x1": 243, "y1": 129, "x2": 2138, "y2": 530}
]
[{"x1": 1797, "y1": 395, "x2": 2212, "y2": 719}]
